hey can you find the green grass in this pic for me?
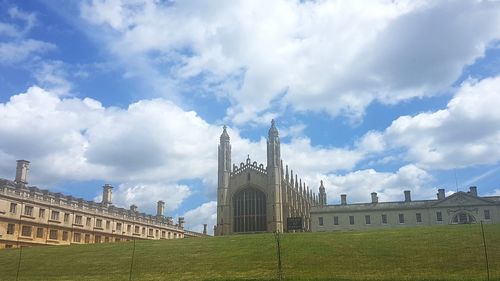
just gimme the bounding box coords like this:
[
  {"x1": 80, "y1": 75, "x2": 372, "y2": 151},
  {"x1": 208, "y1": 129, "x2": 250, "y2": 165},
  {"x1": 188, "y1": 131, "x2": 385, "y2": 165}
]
[{"x1": 0, "y1": 224, "x2": 499, "y2": 281}]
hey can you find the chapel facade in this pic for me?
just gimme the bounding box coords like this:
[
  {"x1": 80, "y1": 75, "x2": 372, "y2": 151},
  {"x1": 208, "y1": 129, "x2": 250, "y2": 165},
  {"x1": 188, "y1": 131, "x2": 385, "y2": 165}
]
[{"x1": 215, "y1": 120, "x2": 319, "y2": 235}]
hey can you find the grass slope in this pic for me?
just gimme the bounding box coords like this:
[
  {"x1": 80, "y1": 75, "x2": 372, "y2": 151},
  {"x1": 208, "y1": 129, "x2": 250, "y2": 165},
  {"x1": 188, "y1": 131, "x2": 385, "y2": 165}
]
[{"x1": 0, "y1": 224, "x2": 499, "y2": 281}]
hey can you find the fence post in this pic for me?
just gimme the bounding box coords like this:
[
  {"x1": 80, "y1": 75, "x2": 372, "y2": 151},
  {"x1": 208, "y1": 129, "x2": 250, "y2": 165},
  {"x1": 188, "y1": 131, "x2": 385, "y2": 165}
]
[
  {"x1": 129, "y1": 238, "x2": 136, "y2": 281},
  {"x1": 480, "y1": 221, "x2": 490, "y2": 281},
  {"x1": 274, "y1": 231, "x2": 283, "y2": 280},
  {"x1": 15, "y1": 245, "x2": 23, "y2": 281}
]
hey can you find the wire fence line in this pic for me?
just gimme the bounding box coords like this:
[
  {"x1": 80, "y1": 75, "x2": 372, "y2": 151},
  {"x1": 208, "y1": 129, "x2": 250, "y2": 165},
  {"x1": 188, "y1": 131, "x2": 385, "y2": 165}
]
[{"x1": 5, "y1": 223, "x2": 498, "y2": 281}]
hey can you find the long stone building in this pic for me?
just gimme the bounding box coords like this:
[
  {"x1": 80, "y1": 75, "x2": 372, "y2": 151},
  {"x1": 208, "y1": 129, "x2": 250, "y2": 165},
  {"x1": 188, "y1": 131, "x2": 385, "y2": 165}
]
[
  {"x1": 216, "y1": 121, "x2": 499, "y2": 235},
  {"x1": 311, "y1": 187, "x2": 500, "y2": 231},
  {"x1": 215, "y1": 121, "x2": 318, "y2": 235},
  {"x1": 0, "y1": 160, "x2": 195, "y2": 249}
]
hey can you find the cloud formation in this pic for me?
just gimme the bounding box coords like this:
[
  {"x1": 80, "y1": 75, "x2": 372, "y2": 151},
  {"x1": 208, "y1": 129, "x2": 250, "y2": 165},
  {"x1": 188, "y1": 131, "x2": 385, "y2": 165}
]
[
  {"x1": 80, "y1": 0, "x2": 500, "y2": 124},
  {"x1": 383, "y1": 76, "x2": 500, "y2": 169},
  {"x1": 0, "y1": 6, "x2": 55, "y2": 64}
]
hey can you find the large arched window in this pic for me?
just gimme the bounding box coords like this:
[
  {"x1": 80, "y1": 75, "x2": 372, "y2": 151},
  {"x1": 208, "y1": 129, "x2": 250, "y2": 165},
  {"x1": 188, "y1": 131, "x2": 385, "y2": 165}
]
[
  {"x1": 233, "y1": 187, "x2": 267, "y2": 233},
  {"x1": 451, "y1": 212, "x2": 476, "y2": 224}
]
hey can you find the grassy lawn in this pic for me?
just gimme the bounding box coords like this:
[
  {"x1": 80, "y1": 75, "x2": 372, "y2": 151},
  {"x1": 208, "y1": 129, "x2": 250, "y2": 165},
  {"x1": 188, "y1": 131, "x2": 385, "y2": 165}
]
[{"x1": 0, "y1": 224, "x2": 499, "y2": 281}]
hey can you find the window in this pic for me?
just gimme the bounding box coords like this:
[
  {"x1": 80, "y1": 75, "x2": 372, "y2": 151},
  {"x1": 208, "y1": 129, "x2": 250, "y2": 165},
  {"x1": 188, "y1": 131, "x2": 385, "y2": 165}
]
[
  {"x1": 105, "y1": 237, "x2": 109, "y2": 243},
  {"x1": 39, "y1": 208, "x2": 45, "y2": 218},
  {"x1": 349, "y1": 216, "x2": 354, "y2": 225},
  {"x1": 436, "y1": 212, "x2": 443, "y2": 222},
  {"x1": 21, "y1": 226, "x2": 32, "y2": 237},
  {"x1": 333, "y1": 216, "x2": 339, "y2": 225},
  {"x1": 149, "y1": 228, "x2": 154, "y2": 236},
  {"x1": 51, "y1": 211, "x2": 59, "y2": 221},
  {"x1": 84, "y1": 234, "x2": 90, "y2": 243},
  {"x1": 116, "y1": 223, "x2": 122, "y2": 231},
  {"x1": 73, "y1": 233, "x2": 81, "y2": 242},
  {"x1": 62, "y1": 231, "x2": 68, "y2": 241},
  {"x1": 416, "y1": 213, "x2": 422, "y2": 223},
  {"x1": 64, "y1": 213, "x2": 70, "y2": 223},
  {"x1": 381, "y1": 214, "x2": 388, "y2": 224},
  {"x1": 233, "y1": 187, "x2": 267, "y2": 233},
  {"x1": 7, "y1": 223, "x2": 15, "y2": 234},
  {"x1": 5, "y1": 244, "x2": 13, "y2": 248},
  {"x1": 162, "y1": 231, "x2": 166, "y2": 238},
  {"x1": 135, "y1": 226, "x2": 140, "y2": 234},
  {"x1": 36, "y1": 227, "x2": 44, "y2": 238},
  {"x1": 10, "y1": 203, "x2": 17, "y2": 213},
  {"x1": 318, "y1": 217, "x2": 324, "y2": 226},
  {"x1": 127, "y1": 225, "x2": 131, "y2": 233},
  {"x1": 398, "y1": 214, "x2": 405, "y2": 224},
  {"x1": 484, "y1": 210, "x2": 491, "y2": 220},
  {"x1": 75, "y1": 215, "x2": 82, "y2": 225},
  {"x1": 24, "y1": 206, "x2": 33, "y2": 216},
  {"x1": 365, "y1": 215, "x2": 371, "y2": 225},
  {"x1": 49, "y1": 229, "x2": 58, "y2": 240},
  {"x1": 95, "y1": 219, "x2": 102, "y2": 228},
  {"x1": 86, "y1": 217, "x2": 91, "y2": 226},
  {"x1": 142, "y1": 227, "x2": 146, "y2": 235},
  {"x1": 95, "y1": 235, "x2": 101, "y2": 243},
  {"x1": 106, "y1": 221, "x2": 110, "y2": 230}
]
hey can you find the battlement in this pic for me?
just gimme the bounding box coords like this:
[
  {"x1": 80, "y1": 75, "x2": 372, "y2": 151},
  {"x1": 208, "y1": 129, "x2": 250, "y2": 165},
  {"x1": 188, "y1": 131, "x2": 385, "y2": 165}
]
[
  {"x1": 0, "y1": 178, "x2": 180, "y2": 230},
  {"x1": 231, "y1": 155, "x2": 267, "y2": 176}
]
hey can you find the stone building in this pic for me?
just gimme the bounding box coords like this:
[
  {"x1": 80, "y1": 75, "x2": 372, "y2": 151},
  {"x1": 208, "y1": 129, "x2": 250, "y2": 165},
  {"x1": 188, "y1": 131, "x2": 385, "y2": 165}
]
[
  {"x1": 215, "y1": 121, "x2": 499, "y2": 235},
  {"x1": 0, "y1": 160, "x2": 191, "y2": 249},
  {"x1": 311, "y1": 187, "x2": 500, "y2": 232},
  {"x1": 215, "y1": 121, "x2": 318, "y2": 235}
]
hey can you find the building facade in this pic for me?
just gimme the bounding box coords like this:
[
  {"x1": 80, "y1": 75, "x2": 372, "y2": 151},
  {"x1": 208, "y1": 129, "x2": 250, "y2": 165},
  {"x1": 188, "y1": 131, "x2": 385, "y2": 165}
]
[
  {"x1": 311, "y1": 187, "x2": 500, "y2": 232},
  {"x1": 0, "y1": 160, "x2": 188, "y2": 249},
  {"x1": 215, "y1": 121, "x2": 318, "y2": 235}
]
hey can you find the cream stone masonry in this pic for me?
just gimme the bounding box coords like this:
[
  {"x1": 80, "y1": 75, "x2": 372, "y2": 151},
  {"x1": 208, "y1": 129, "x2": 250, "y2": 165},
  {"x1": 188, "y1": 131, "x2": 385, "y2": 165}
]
[
  {"x1": 216, "y1": 121, "x2": 319, "y2": 235},
  {"x1": 311, "y1": 187, "x2": 500, "y2": 232},
  {"x1": 0, "y1": 161, "x2": 210, "y2": 249}
]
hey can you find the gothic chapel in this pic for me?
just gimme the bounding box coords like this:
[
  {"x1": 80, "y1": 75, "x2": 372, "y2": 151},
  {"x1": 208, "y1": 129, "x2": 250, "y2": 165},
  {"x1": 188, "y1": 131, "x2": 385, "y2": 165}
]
[{"x1": 215, "y1": 120, "x2": 323, "y2": 235}]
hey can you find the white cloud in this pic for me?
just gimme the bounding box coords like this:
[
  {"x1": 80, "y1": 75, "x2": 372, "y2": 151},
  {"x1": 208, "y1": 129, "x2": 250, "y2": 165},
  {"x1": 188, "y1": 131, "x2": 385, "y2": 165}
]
[
  {"x1": 384, "y1": 76, "x2": 500, "y2": 169},
  {"x1": 323, "y1": 164, "x2": 435, "y2": 204},
  {"x1": 0, "y1": 85, "x2": 380, "y2": 213},
  {"x1": 33, "y1": 61, "x2": 74, "y2": 96},
  {"x1": 0, "y1": 6, "x2": 54, "y2": 65},
  {"x1": 79, "y1": 0, "x2": 500, "y2": 124},
  {"x1": 110, "y1": 182, "x2": 192, "y2": 214},
  {"x1": 0, "y1": 39, "x2": 55, "y2": 64},
  {"x1": 182, "y1": 201, "x2": 217, "y2": 233}
]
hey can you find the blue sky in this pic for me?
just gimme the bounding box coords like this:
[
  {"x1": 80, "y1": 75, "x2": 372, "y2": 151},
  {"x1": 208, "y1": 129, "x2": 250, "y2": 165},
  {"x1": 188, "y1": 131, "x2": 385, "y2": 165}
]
[{"x1": 1, "y1": 0, "x2": 500, "y2": 231}]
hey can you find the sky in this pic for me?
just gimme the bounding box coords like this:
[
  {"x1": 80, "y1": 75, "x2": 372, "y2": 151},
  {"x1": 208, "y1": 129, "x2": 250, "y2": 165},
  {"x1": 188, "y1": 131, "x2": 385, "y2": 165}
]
[{"x1": 1, "y1": 0, "x2": 500, "y2": 233}]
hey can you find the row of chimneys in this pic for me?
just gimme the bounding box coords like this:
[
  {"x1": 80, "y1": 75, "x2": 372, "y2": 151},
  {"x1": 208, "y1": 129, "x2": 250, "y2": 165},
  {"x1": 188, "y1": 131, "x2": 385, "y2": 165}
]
[
  {"x1": 102, "y1": 184, "x2": 184, "y2": 225},
  {"x1": 13, "y1": 160, "x2": 185, "y2": 227},
  {"x1": 338, "y1": 186, "x2": 478, "y2": 205}
]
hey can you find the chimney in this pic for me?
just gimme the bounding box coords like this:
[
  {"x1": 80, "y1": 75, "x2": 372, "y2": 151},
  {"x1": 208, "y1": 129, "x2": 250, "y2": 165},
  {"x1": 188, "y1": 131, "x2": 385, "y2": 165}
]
[
  {"x1": 203, "y1": 224, "x2": 207, "y2": 235},
  {"x1": 371, "y1": 192, "x2": 378, "y2": 204},
  {"x1": 340, "y1": 194, "x2": 347, "y2": 205},
  {"x1": 437, "y1": 189, "x2": 445, "y2": 200},
  {"x1": 130, "y1": 204, "x2": 138, "y2": 212},
  {"x1": 404, "y1": 190, "x2": 411, "y2": 202},
  {"x1": 15, "y1": 160, "x2": 30, "y2": 185},
  {"x1": 469, "y1": 186, "x2": 477, "y2": 197},
  {"x1": 178, "y1": 217, "x2": 185, "y2": 228},
  {"x1": 102, "y1": 184, "x2": 113, "y2": 206},
  {"x1": 157, "y1": 200, "x2": 165, "y2": 217}
]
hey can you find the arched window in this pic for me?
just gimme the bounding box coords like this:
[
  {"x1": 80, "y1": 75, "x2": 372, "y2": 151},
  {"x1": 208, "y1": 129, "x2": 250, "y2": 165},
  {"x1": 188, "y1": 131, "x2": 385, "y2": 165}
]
[
  {"x1": 451, "y1": 212, "x2": 476, "y2": 224},
  {"x1": 233, "y1": 187, "x2": 267, "y2": 232}
]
